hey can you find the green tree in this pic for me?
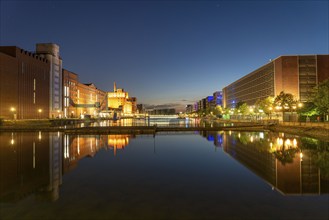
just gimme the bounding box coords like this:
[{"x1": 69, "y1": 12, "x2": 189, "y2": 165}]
[
  {"x1": 274, "y1": 91, "x2": 296, "y2": 110},
  {"x1": 238, "y1": 103, "x2": 249, "y2": 115},
  {"x1": 311, "y1": 79, "x2": 329, "y2": 119},
  {"x1": 213, "y1": 105, "x2": 223, "y2": 116},
  {"x1": 297, "y1": 102, "x2": 319, "y2": 118},
  {"x1": 255, "y1": 96, "x2": 274, "y2": 117}
]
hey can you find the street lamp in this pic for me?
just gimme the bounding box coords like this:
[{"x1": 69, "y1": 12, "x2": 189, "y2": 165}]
[
  {"x1": 10, "y1": 107, "x2": 16, "y2": 120},
  {"x1": 38, "y1": 109, "x2": 42, "y2": 119},
  {"x1": 297, "y1": 102, "x2": 303, "y2": 123}
]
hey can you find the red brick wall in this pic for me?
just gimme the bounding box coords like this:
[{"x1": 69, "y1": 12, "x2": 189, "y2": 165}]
[
  {"x1": 317, "y1": 55, "x2": 329, "y2": 83},
  {"x1": 274, "y1": 56, "x2": 299, "y2": 99},
  {"x1": 0, "y1": 47, "x2": 50, "y2": 119},
  {"x1": 0, "y1": 53, "x2": 19, "y2": 119}
]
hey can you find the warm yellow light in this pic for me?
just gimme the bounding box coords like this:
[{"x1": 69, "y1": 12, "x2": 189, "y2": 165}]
[
  {"x1": 298, "y1": 103, "x2": 303, "y2": 108},
  {"x1": 300, "y1": 152, "x2": 303, "y2": 159},
  {"x1": 269, "y1": 107, "x2": 273, "y2": 111},
  {"x1": 38, "y1": 109, "x2": 42, "y2": 113},
  {"x1": 285, "y1": 139, "x2": 291, "y2": 147},
  {"x1": 10, "y1": 107, "x2": 16, "y2": 112},
  {"x1": 293, "y1": 139, "x2": 297, "y2": 147},
  {"x1": 277, "y1": 138, "x2": 283, "y2": 146}
]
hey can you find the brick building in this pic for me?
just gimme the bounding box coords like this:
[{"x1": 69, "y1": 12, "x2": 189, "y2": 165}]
[
  {"x1": 63, "y1": 69, "x2": 107, "y2": 118},
  {"x1": 0, "y1": 46, "x2": 50, "y2": 119}
]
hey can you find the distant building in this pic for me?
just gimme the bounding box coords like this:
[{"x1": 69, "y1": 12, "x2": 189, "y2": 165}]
[
  {"x1": 213, "y1": 91, "x2": 223, "y2": 107},
  {"x1": 127, "y1": 97, "x2": 137, "y2": 113},
  {"x1": 206, "y1": 96, "x2": 214, "y2": 110},
  {"x1": 186, "y1": 104, "x2": 193, "y2": 113},
  {"x1": 0, "y1": 46, "x2": 50, "y2": 119},
  {"x1": 107, "y1": 82, "x2": 137, "y2": 115},
  {"x1": 223, "y1": 55, "x2": 329, "y2": 108},
  {"x1": 137, "y1": 104, "x2": 145, "y2": 114},
  {"x1": 193, "y1": 102, "x2": 199, "y2": 112},
  {"x1": 148, "y1": 108, "x2": 176, "y2": 115}
]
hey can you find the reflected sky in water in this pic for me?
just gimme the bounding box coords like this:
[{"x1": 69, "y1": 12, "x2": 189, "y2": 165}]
[{"x1": 0, "y1": 131, "x2": 328, "y2": 220}]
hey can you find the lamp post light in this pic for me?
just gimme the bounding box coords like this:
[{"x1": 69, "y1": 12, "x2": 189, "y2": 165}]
[
  {"x1": 38, "y1": 109, "x2": 42, "y2": 119},
  {"x1": 297, "y1": 102, "x2": 303, "y2": 123},
  {"x1": 10, "y1": 107, "x2": 16, "y2": 120}
]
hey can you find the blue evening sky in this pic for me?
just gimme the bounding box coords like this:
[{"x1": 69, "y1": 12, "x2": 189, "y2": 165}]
[{"x1": 1, "y1": 0, "x2": 328, "y2": 110}]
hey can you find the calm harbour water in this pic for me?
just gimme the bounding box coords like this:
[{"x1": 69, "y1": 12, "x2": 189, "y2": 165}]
[{"x1": 0, "y1": 130, "x2": 328, "y2": 220}]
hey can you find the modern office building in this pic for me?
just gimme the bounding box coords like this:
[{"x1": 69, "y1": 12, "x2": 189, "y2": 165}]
[
  {"x1": 0, "y1": 46, "x2": 50, "y2": 119},
  {"x1": 223, "y1": 55, "x2": 329, "y2": 108},
  {"x1": 36, "y1": 43, "x2": 63, "y2": 118},
  {"x1": 213, "y1": 91, "x2": 223, "y2": 107}
]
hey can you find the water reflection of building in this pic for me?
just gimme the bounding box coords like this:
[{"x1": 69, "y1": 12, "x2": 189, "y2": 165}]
[
  {"x1": 62, "y1": 134, "x2": 135, "y2": 173},
  {"x1": 0, "y1": 132, "x2": 135, "y2": 203},
  {"x1": 108, "y1": 135, "x2": 134, "y2": 156},
  {"x1": 63, "y1": 135, "x2": 108, "y2": 173},
  {"x1": 0, "y1": 132, "x2": 62, "y2": 202},
  {"x1": 204, "y1": 131, "x2": 328, "y2": 195},
  {"x1": 199, "y1": 131, "x2": 224, "y2": 148}
]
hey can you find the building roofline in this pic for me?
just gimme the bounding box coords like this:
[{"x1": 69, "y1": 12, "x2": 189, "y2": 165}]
[{"x1": 222, "y1": 54, "x2": 328, "y2": 89}]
